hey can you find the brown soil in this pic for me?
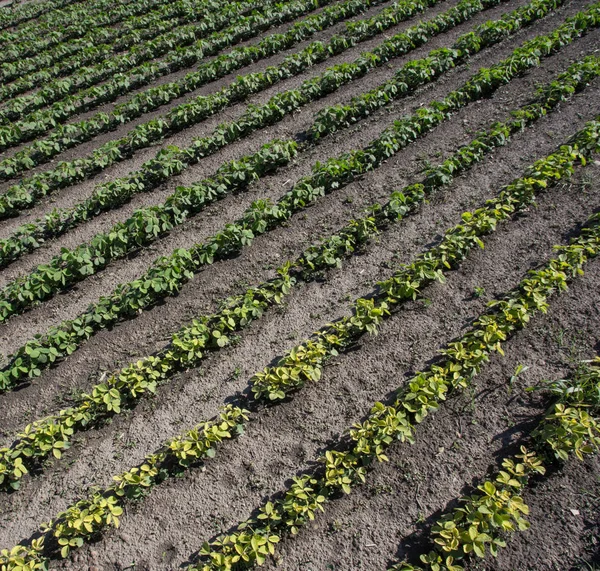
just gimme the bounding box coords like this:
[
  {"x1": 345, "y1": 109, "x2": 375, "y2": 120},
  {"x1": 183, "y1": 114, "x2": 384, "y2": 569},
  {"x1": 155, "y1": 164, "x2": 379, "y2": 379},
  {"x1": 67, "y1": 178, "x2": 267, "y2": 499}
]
[{"x1": 0, "y1": 0, "x2": 599, "y2": 570}]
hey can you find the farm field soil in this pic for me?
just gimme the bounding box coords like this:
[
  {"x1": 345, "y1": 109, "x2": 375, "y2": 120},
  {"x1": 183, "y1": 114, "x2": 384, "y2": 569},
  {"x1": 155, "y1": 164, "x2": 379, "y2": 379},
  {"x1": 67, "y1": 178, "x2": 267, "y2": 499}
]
[{"x1": 0, "y1": 0, "x2": 599, "y2": 569}]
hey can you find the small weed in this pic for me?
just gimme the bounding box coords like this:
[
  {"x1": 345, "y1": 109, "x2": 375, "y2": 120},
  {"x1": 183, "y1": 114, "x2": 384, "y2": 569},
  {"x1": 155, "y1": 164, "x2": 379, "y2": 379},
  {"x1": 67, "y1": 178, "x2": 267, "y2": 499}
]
[
  {"x1": 473, "y1": 286, "x2": 486, "y2": 298},
  {"x1": 508, "y1": 363, "x2": 529, "y2": 394}
]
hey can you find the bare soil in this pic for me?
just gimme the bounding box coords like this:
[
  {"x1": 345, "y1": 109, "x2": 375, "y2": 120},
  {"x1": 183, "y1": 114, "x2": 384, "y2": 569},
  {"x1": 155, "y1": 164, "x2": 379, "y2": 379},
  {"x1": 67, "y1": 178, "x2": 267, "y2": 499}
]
[{"x1": 0, "y1": 0, "x2": 599, "y2": 570}]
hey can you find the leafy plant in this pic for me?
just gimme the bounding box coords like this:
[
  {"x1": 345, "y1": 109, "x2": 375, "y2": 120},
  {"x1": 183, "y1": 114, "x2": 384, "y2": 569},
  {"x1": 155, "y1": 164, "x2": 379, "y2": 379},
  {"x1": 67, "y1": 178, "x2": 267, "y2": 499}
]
[
  {"x1": 2, "y1": 104, "x2": 599, "y2": 571},
  {"x1": 508, "y1": 363, "x2": 529, "y2": 393},
  {"x1": 473, "y1": 286, "x2": 486, "y2": 297},
  {"x1": 1, "y1": 41, "x2": 597, "y2": 405},
  {"x1": 195, "y1": 198, "x2": 600, "y2": 571},
  {"x1": 0, "y1": 0, "x2": 261, "y2": 96},
  {"x1": 391, "y1": 359, "x2": 600, "y2": 570}
]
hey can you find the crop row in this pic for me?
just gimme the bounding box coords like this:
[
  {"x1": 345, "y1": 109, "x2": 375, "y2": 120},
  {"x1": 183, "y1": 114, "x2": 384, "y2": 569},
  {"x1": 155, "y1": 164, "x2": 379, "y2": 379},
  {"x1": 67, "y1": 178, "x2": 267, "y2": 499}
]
[
  {"x1": 0, "y1": 0, "x2": 118, "y2": 41},
  {"x1": 0, "y1": 0, "x2": 393, "y2": 148},
  {"x1": 0, "y1": 0, "x2": 251, "y2": 92},
  {"x1": 0, "y1": 0, "x2": 469, "y2": 230},
  {"x1": 0, "y1": 0, "x2": 581, "y2": 239},
  {"x1": 0, "y1": 0, "x2": 173, "y2": 64},
  {"x1": 393, "y1": 359, "x2": 600, "y2": 570},
  {"x1": 0, "y1": 0, "x2": 425, "y2": 174},
  {"x1": 0, "y1": 12, "x2": 591, "y2": 390},
  {"x1": 0, "y1": 56, "x2": 595, "y2": 493},
  {"x1": 1, "y1": 118, "x2": 597, "y2": 570},
  {"x1": 0, "y1": 0, "x2": 273, "y2": 120},
  {"x1": 0, "y1": 0, "x2": 568, "y2": 252},
  {"x1": 0, "y1": 0, "x2": 494, "y2": 241},
  {"x1": 0, "y1": 0, "x2": 80, "y2": 32},
  {"x1": 0, "y1": 0, "x2": 389, "y2": 162},
  {"x1": 304, "y1": 0, "x2": 600, "y2": 139},
  {"x1": 196, "y1": 197, "x2": 600, "y2": 571}
]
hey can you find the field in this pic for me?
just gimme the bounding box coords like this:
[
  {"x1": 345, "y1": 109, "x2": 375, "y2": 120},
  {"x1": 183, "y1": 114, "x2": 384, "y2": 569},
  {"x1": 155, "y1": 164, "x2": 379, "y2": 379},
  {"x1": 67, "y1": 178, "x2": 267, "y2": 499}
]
[{"x1": 0, "y1": 0, "x2": 599, "y2": 569}]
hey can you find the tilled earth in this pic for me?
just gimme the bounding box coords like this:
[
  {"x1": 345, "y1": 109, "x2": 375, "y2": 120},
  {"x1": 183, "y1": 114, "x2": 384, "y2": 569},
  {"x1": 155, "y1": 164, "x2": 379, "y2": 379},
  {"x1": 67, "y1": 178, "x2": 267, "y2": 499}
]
[{"x1": 0, "y1": 0, "x2": 599, "y2": 569}]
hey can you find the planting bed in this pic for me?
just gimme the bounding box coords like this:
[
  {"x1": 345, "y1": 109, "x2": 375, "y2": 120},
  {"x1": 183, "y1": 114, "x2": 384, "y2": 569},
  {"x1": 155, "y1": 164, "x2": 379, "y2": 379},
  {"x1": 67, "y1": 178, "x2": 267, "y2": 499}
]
[{"x1": 0, "y1": 0, "x2": 599, "y2": 569}]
